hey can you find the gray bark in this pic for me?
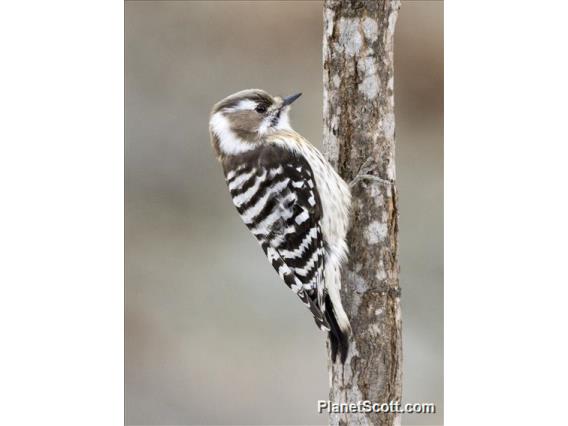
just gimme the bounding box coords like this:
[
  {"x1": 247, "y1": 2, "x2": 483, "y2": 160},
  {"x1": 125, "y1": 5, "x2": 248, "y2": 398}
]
[{"x1": 322, "y1": 1, "x2": 402, "y2": 425}]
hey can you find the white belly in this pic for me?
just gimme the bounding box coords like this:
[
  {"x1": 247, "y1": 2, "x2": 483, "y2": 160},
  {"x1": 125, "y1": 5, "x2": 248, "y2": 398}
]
[
  {"x1": 268, "y1": 131, "x2": 352, "y2": 268},
  {"x1": 299, "y1": 141, "x2": 352, "y2": 333},
  {"x1": 297, "y1": 142, "x2": 351, "y2": 269},
  {"x1": 268, "y1": 131, "x2": 353, "y2": 332}
]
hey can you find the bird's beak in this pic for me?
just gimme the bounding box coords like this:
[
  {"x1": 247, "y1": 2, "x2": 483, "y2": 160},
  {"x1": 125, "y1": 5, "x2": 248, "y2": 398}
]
[{"x1": 282, "y1": 92, "x2": 302, "y2": 107}]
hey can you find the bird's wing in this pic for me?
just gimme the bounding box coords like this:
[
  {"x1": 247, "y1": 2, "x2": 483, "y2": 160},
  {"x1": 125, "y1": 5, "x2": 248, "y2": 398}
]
[{"x1": 224, "y1": 146, "x2": 328, "y2": 331}]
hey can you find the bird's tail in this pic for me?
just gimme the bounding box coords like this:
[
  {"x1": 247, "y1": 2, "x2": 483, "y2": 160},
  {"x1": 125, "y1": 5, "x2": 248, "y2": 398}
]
[
  {"x1": 324, "y1": 294, "x2": 350, "y2": 363},
  {"x1": 324, "y1": 261, "x2": 352, "y2": 364}
]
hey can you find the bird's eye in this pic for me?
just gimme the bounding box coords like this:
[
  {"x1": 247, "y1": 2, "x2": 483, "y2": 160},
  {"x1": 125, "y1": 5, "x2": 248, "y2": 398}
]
[{"x1": 255, "y1": 104, "x2": 267, "y2": 114}]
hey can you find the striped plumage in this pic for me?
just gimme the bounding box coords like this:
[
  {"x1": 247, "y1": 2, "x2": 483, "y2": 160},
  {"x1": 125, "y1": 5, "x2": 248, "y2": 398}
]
[
  {"x1": 226, "y1": 149, "x2": 329, "y2": 331},
  {"x1": 209, "y1": 89, "x2": 352, "y2": 363}
]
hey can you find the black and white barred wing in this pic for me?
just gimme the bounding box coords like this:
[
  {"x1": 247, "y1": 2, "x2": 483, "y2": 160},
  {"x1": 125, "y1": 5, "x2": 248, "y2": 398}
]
[{"x1": 224, "y1": 152, "x2": 329, "y2": 331}]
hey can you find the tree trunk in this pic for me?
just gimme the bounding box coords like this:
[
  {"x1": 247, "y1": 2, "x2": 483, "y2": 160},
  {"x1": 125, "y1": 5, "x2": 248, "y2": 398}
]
[{"x1": 322, "y1": 1, "x2": 402, "y2": 425}]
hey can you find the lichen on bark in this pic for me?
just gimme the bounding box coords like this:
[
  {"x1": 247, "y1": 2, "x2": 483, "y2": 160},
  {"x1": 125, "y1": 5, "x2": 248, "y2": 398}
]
[{"x1": 322, "y1": 1, "x2": 402, "y2": 425}]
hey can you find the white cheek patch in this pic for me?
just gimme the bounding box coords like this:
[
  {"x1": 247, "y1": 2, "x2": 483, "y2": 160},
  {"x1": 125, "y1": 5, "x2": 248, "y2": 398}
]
[{"x1": 209, "y1": 112, "x2": 257, "y2": 155}]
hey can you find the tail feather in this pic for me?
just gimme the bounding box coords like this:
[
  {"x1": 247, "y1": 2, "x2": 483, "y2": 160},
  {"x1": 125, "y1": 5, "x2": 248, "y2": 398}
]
[
  {"x1": 299, "y1": 290, "x2": 330, "y2": 332},
  {"x1": 324, "y1": 294, "x2": 349, "y2": 364},
  {"x1": 328, "y1": 330, "x2": 339, "y2": 363}
]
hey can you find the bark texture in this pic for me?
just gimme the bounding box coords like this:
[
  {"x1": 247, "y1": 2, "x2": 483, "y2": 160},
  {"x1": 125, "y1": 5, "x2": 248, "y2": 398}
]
[{"x1": 322, "y1": 1, "x2": 402, "y2": 425}]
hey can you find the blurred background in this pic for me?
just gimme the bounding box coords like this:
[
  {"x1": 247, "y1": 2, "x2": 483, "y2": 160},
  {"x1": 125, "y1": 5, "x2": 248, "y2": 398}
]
[{"x1": 125, "y1": 1, "x2": 442, "y2": 425}]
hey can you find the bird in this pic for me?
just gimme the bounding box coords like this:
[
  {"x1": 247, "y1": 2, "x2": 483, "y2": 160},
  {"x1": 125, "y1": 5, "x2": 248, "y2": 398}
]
[{"x1": 209, "y1": 89, "x2": 352, "y2": 363}]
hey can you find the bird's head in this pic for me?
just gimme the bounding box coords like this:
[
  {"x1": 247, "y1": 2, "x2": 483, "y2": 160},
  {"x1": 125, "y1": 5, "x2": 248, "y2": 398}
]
[{"x1": 209, "y1": 89, "x2": 302, "y2": 157}]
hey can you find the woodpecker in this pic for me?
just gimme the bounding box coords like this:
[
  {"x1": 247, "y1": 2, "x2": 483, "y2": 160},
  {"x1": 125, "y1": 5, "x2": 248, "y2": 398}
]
[{"x1": 209, "y1": 89, "x2": 352, "y2": 363}]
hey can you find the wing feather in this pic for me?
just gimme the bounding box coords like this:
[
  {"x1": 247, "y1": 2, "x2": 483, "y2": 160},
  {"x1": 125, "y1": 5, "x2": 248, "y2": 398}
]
[{"x1": 223, "y1": 146, "x2": 328, "y2": 330}]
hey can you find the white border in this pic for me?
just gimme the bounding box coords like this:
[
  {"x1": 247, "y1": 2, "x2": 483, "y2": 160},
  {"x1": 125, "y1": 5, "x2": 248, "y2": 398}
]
[
  {"x1": 0, "y1": 1, "x2": 123, "y2": 424},
  {"x1": 1, "y1": 0, "x2": 568, "y2": 425},
  {"x1": 446, "y1": 1, "x2": 568, "y2": 425}
]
